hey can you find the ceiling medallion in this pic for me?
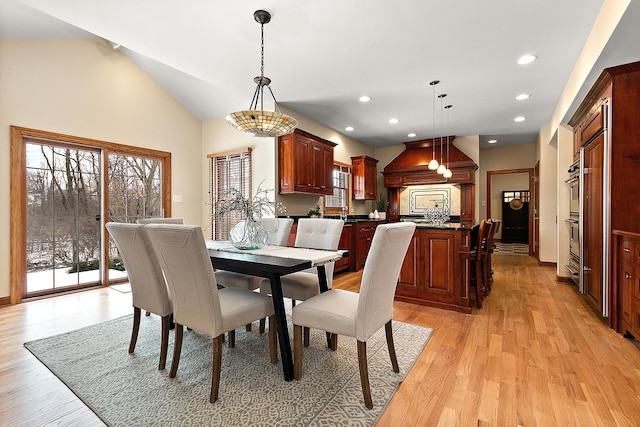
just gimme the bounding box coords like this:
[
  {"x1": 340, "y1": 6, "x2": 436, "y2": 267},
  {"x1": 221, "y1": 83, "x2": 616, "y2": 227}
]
[{"x1": 225, "y1": 10, "x2": 297, "y2": 137}]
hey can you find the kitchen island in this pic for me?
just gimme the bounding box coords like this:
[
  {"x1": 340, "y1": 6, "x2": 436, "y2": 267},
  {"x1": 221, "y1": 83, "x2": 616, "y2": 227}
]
[{"x1": 396, "y1": 222, "x2": 476, "y2": 313}]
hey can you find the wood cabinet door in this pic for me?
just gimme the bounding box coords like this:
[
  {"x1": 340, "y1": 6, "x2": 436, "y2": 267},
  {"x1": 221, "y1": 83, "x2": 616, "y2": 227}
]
[
  {"x1": 364, "y1": 160, "x2": 377, "y2": 200},
  {"x1": 583, "y1": 133, "x2": 604, "y2": 312},
  {"x1": 423, "y1": 230, "x2": 455, "y2": 300},
  {"x1": 398, "y1": 231, "x2": 423, "y2": 291},
  {"x1": 293, "y1": 136, "x2": 313, "y2": 192},
  {"x1": 620, "y1": 262, "x2": 634, "y2": 330}
]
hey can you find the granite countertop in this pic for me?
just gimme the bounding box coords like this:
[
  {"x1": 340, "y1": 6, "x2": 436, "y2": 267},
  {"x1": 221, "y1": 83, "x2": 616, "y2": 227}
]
[{"x1": 400, "y1": 219, "x2": 476, "y2": 231}]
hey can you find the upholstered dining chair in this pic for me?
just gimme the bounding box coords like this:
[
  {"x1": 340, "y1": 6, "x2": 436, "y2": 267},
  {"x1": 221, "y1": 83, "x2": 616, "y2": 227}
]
[
  {"x1": 137, "y1": 217, "x2": 185, "y2": 225},
  {"x1": 291, "y1": 222, "x2": 416, "y2": 409},
  {"x1": 144, "y1": 224, "x2": 277, "y2": 403},
  {"x1": 105, "y1": 222, "x2": 172, "y2": 370},
  {"x1": 260, "y1": 218, "x2": 344, "y2": 344}
]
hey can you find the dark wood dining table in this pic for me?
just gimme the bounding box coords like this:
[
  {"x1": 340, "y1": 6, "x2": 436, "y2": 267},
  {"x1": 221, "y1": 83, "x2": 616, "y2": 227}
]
[{"x1": 207, "y1": 244, "x2": 342, "y2": 382}]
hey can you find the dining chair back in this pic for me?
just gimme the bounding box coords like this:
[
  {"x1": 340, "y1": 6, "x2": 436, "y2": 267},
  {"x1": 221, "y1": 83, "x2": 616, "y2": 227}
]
[
  {"x1": 291, "y1": 222, "x2": 416, "y2": 409},
  {"x1": 105, "y1": 222, "x2": 172, "y2": 370},
  {"x1": 137, "y1": 217, "x2": 184, "y2": 224},
  {"x1": 261, "y1": 217, "x2": 294, "y2": 246},
  {"x1": 144, "y1": 224, "x2": 277, "y2": 403},
  {"x1": 293, "y1": 218, "x2": 344, "y2": 288}
]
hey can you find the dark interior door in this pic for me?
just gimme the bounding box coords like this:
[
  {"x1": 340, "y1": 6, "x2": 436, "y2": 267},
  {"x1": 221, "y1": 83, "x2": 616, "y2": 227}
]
[{"x1": 502, "y1": 190, "x2": 529, "y2": 244}]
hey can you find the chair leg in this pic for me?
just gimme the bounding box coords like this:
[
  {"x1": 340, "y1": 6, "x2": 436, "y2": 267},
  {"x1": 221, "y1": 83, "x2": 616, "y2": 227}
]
[
  {"x1": 475, "y1": 260, "x2": 484, "y2": 309},
  {"x1": 291, "y1": 299, "x2": 296, "y2": 307},
  {"x1": 169, "y1": 324, "x2": 183, "y2": 378},
  {"x1": 330, "y1": 334, "x2": 338, "y2": 351},
  {"x1": 228, "y1": 330, "x2": 236, "y2": 348},
  {"x1": 293, "y1": 325, "x2": 303, "y2": 380},
  {"x1": 384, "y1": 321, "x2": 399, "y2": 373},
  {"x1": 303, "y1": 327, "x2": 310, "y2": 347},
  {"x1": 259, "y1": 318, "x2": 266, "y2": 335},
  {"x1": 129, "y1": 307, "x2": 141, "y2": 353},
  {"x1": 245, "y1": 323, "x2": 252, "y2": 332},
  {"x1": 268, "y1": 315, "x2": 278, "y2": 364},
  {"x1": 357, "y1": 340, "x2": 373, "y2": 409},
  {"x1": 145, "y1": 311, "x2": 151, "y2": 317},
  {"x1": 210, "y1": 335, "x2": 223, "y2": 403},
  {"x1": 159, "y1": 315, "x2": 170, "y2": 370}
]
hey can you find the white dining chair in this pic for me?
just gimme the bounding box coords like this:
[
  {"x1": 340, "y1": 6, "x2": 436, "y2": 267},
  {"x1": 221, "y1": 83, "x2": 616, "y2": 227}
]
[
  {"x1": 291, "y1": 222, "x2": 416, "y2": 409},
  {"x1": 260, "y1": 218, "x2": 344, "y2": 344},
  {"x1": 144, "y1": 224, "x2": 277, "y2": 403},
  {"x1": 105, "y1": 222, "x2": 172, "y2": 370}
]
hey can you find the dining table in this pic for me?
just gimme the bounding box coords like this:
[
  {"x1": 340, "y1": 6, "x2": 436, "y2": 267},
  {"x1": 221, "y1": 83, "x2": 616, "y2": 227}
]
[{"x1": 206, "y1": 241, "x2": 346, "y2": 382}]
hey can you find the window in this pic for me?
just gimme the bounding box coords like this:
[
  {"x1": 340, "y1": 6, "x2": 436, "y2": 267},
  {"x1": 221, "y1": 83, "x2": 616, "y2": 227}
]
[
  {"x1": 324, "y1": 162, "x2": 350, "y2": 214},
  {"x1": 208, "y1": 148, "x2": 252, "y2": 240}
]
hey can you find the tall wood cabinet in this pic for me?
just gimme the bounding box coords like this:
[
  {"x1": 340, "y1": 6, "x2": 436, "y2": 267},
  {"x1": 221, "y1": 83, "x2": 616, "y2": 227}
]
[
  {"x1": 351, "y1": 156, "x2": 378, "y2": 200},
  {"x1": 278, "y1": 129, "x2": 336, "y2": 195},
  {"x1": 568, "y1": 61, "x2": 640, "y2": 333}
]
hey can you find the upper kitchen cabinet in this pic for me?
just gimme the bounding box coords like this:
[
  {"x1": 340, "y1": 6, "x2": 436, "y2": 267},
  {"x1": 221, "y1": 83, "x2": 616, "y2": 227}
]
[
  {"x1": 278, "y1": 129, "x2": 336, "y2": 195},
  {"x1": 351, "y1": 155, "x2": 379, "y2": 200}
]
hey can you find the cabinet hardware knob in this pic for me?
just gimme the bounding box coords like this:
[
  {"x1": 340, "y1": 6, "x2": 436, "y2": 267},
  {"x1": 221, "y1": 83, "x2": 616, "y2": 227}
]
[
  {"x1": 624, "y1": 247, "x2": 631, "y2": 253},
  {"x1": 625, "y1": 273, "x2": 632, "y2": 279}
]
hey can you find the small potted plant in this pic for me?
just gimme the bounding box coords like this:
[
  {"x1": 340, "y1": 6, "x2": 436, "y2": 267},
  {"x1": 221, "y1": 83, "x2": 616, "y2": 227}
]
[
  {"x1": 376, "y1": 196, "x2": 388, "y2": 220},
  {"x1": 308, "y1": 204, "x2": 321, "y2": 218}
]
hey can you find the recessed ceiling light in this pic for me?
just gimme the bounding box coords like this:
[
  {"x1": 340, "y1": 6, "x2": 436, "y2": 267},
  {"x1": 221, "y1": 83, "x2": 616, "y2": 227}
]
[
  {"x1": 345, "y1": 126, "x2": 354, "y2": 132},
  {"x1": 515, "y1": 93, "x2": 531, "y2": 101},
  {"x1": 408, "y1": 133, "x2": 417, "y2": 138},
  {"x1": 359, "y1": 95, "x2": 371, "y2": 103},
  {"x1": 514, "y1": 116, "x2": 526, "y2": 122},
  {"x1": 517, "y1": 54, "x2": 538, "y2": 65},
  {"x1": 389, "y1": 118, "x2": 399, "y2": 124},
  {"x1": 488, "y1": 139, "x2": 498, "y2": 144}
]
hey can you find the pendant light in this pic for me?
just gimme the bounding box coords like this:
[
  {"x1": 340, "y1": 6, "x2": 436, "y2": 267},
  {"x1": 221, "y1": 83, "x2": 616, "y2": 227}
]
[
  {"x1": 225, "y1": 10, "x2": 298, "y2": 137},
  {"x1": 443, "y1": 104, "x2": 453, "y2": 179},
  {"x1": 428, "y1": 80, "x2": 440, "y2": 170},
  {"x1": 437, "y1": 93, "x2": 447, "y2": 175}
]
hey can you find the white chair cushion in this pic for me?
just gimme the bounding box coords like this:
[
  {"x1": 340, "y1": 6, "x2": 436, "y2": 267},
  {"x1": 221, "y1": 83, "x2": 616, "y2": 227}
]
[
  {"x1": 262, "y1": 271, "x2": 320, "y2": 301},
  {"x1": 215, "y1": 270, "x2": 261, "y2": 290},
  {"x1": 291, "y1": 289, "x2": 359, "y2": 337},
  {"x1": 219, "y1": 287, "x2": 274, "y2": 332}
]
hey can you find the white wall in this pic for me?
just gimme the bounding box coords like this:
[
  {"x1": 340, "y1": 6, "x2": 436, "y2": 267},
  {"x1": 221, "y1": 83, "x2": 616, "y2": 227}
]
[
  {"x1": 537, "y1": 125, "x2": 558, "y2": 263},
  {"x1": 0, "y1": 39, "x2": 202, "y2": 299}
]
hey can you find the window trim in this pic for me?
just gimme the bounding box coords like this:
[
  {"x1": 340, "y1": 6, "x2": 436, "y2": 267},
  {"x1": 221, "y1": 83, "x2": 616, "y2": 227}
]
[{"x1": 324, "y1": 161, "x2": 351, "y2": 215}]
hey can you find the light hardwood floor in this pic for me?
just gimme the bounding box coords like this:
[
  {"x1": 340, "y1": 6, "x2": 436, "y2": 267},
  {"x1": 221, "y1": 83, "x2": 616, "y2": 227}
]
[{"x1": 1, "y1": 255, "x2": 640, "y2": 426}]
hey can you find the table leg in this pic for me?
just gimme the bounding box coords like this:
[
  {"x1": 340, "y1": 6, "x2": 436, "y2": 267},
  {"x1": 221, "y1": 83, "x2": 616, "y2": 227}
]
[
  {"x1": 316, "y1": 265, "x2": 333, "y2": 348},
  {"x1": 267, "y1": 273, "x2": 294, "y2": 381}
]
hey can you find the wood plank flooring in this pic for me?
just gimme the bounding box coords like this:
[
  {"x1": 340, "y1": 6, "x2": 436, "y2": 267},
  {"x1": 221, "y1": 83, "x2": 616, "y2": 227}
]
[{"x1": 1, "y1": 254, "x2": 640, "y2": 426}]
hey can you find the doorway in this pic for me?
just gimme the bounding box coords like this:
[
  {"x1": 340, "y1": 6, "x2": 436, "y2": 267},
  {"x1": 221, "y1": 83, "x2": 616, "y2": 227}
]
[{"x1": 10, "y1": 127, "x2": 171, "y2": 303}]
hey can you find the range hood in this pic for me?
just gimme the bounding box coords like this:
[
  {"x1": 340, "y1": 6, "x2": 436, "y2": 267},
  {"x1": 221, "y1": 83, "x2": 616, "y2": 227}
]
[{"x1": 383, "y1": 138, "x2": 478, "y2": 187}]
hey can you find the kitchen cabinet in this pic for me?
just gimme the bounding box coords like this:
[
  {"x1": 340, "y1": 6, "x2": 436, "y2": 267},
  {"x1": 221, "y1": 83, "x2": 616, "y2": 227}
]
[
  {"x1": 568, "y1": 61, "x2": 640, "y2": 327},
  {"x1": 353, "y1": 221, "x2": 379, "y2": 271},
  {"x1": 278, "y1": 129, "x2": 336, "y2": 195},
  {"x1": 351, "y1": 156, "x2": 378, "y2": 200},
  {"x1": 395, "y1": 225, "x2": 473, "y2": 314},
  {"x1": 613, "y1": 232, "x2": 640, "y2": 339}
]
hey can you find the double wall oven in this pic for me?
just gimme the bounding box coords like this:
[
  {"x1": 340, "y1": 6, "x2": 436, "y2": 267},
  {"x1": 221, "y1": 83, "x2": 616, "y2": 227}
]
[{"x1": 565, "y1": 156, "x2": 583, "y2": 290}]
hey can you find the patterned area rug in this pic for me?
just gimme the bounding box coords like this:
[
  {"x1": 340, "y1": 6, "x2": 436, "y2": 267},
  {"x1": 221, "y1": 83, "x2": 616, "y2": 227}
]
[
  {"x1": 24, "y1": 310, "x2": 432, "y2": 426},
  {"x1": 494, "y1": 242, "x2": 530, "y2": 255}
]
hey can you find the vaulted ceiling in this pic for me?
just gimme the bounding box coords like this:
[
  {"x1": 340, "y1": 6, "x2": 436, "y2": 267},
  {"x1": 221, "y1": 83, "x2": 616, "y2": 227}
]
[{"x1": 2, "y1": 0, "x2": 638, "y2": 149}]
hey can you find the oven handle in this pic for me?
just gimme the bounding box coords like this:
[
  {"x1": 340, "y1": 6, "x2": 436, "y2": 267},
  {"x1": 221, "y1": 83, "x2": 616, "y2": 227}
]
[
  {"x1": 565, "y1": 176, "x2": 579, "y2": 184},
  {"x1": 565, "y1": 218, "x2": 578, "y2": 223}
]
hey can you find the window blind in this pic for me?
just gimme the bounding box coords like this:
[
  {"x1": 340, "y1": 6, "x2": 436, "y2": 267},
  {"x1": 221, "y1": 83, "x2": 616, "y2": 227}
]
[{"x1": 208, "y1": 149, "x2": 252, "y2": 240}]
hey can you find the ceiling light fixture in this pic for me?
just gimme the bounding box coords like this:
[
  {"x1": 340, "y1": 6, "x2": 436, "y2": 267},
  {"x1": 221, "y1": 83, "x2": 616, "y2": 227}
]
[
  {"x1": 515, "y1": 93, "x2": 531, "y2": 101},
  {"x1": 514, "y1": 116, "x2": 526, "y2": 122},
  {"x1": 389, "y1": 118, "x2": 399, "y2": 124},
  {"x1": 443, "y1": 105, "x2": 453, "y2": 179},
  {"x1": 437, "y1": 93, "x2": 447, "y2": 175},
  {"x1": 345, "y1": 126, "x2": 354, "y2": 132},
  {"x1": 359, "y1": 95, "x2": 372, "y2": 102},
  {"x1": 488, "y1": 139, "x2": 498, "y2": 144},
  {"x1": 516, "y1": 54, "x2": 538, "y2": 65},
  {"x1": 428, "y1": 80, "x2": 440, "y2": 170},
  {"x1": 225, "y1": 10, "x2": 297, "y2": 137},
  {"x1": 408, "y1": 132, "x2": 417, "y2": 138}
]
